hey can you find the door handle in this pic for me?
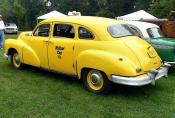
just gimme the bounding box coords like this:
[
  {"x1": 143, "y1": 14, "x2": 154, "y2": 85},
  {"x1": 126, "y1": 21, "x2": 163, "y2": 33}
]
[{"x1": 43, "y1": 40, "x2": 52, "y2": 44}]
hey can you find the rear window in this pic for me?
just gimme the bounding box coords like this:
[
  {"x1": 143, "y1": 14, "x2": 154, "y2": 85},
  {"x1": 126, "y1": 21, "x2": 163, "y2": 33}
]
[
  {"x1": 108, "y1": 24, "x2": 136, "y2": 38},
  {"x1": 147, "y1": 27, "x2": 164, "y2": 38}
]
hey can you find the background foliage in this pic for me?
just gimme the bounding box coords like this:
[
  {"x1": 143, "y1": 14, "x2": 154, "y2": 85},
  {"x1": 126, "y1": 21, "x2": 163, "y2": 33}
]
[{"x1": 0, "y1": 0, "x2": 175, "y2": 30}]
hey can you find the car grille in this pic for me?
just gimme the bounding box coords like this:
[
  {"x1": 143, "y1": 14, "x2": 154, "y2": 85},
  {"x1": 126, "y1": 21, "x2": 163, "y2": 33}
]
[{"x1": 6, "y1": 28, "x2": 15, "y2": 30}]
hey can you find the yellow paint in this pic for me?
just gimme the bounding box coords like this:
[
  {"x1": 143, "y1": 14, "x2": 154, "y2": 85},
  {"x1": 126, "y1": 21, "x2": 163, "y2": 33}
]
[{"x1": 4, "y1": 16, "x2": 162, "y2": 81}]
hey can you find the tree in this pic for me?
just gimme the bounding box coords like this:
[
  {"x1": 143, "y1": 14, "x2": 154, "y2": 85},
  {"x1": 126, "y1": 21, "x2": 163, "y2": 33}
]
[
  {"x1": 3, "y1": 0, "x2": 173, "y2": 30},
  {"x1": 135, "y1": 0, "x2": 152, "y2": 11},
  {"x1": 149, "y1": 0, "x2": 175, "y2": 18},
  {"x1": 13, "y1": 0, "x2": 26, "y2": 26}
]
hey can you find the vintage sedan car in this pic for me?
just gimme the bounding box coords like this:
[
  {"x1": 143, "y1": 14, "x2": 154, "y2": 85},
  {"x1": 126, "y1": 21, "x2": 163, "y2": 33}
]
[
  {"x1": 3, "y1": 16, "x2": 170, "y2": 94},
  {"x1": 124, "y1": 21, "x2": 175, "y2": 64},
  {"x1": 5, "y1": 23, "x2": 18, "y2": 34}
]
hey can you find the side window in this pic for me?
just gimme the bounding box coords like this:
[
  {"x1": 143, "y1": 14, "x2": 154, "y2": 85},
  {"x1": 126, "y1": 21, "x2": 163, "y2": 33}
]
[
  {"x1": 79, "y1": 27, "x2": 94, "y2": 40},
  {"x1": 53, "y1": 24, "x2": 75, "y2": 39},
  {"x1": 33, "y1": 24, "x2": 50, "y2": 37}
]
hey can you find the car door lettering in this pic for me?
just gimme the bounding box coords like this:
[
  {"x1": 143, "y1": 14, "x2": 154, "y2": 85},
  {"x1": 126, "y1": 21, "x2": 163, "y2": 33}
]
[
  {"x1": 55, "y1": 46, "x2": 65, "y2": 59},
  {"x1": 55, "y1": 46, "x2": 64, "y2": 51}
]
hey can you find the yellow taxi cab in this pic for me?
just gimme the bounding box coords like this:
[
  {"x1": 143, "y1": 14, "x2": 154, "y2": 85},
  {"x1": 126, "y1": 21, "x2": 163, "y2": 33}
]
[{"x1": 3, "y1": 16, "x2": 170, "y2": 94}]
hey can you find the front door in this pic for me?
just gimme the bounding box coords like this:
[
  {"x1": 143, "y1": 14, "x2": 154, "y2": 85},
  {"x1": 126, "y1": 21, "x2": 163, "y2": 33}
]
[
  {"x1": 48, "y1": 23, "x2": 76, "y2": 75},
  {"x1": 23, "y1": 24, "x2": 51, "y2": 69}
]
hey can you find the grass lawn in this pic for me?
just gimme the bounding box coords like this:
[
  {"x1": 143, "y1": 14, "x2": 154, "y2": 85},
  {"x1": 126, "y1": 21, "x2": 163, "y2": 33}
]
[{"x1": 0, "y1": 33, "x2": 175, "y2": 118}]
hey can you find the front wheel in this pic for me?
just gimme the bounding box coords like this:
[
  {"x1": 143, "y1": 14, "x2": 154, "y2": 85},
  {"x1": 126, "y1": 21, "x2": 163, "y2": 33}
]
[
  {"x1": 82, "y1": 69, "x2": 111, "y2": 94},
  {"x1": 11, "y1": 51, "x2": 24, "y2": 69}
]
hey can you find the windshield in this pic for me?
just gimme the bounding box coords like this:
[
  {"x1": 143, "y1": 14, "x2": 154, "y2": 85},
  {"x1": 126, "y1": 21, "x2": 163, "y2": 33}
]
[
  {"x1": 147, "y1": 27, "x2": 164, "y2": 38},
  {"x1": 108, "y1": 24, "x2": 136, "y2": 38},
  {"x1": 6, "y1": 23, "x2": 16, "y2": 27}
]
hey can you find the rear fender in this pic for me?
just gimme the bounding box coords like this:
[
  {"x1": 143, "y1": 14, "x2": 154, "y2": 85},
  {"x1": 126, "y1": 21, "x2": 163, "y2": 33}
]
[{"x1": 76, "y1": 50, "x2": 137, "y2": 80}]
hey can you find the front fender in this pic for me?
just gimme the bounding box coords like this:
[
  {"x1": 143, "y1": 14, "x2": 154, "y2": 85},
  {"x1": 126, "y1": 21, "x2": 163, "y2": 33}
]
[
  {"x1": 5, "y1": 39, "x2": 25, "y2": 62},
  {"x1": 76, "y1": 50, "x2": 139, "y2": 80},
  {"x1": 22, "y1": 45, "x2": 40, "y2": 67},
  {"x1": 5, "y1": 39, "x2": 40, "y2": 67}
]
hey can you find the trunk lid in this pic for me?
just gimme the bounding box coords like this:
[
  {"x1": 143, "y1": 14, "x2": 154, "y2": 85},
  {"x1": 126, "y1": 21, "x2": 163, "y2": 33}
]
[{"x1": 121, "y1": 36, "x2": 161, "y2": 71}]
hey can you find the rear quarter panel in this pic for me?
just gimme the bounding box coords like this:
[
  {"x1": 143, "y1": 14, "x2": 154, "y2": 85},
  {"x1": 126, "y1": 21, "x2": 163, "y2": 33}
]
[
  {"x1": 76, "y1": 49, "x2": 138, "y2": 80},
  {"x1": 74, "y1": 40, "x2": 141, "y2": 80}
]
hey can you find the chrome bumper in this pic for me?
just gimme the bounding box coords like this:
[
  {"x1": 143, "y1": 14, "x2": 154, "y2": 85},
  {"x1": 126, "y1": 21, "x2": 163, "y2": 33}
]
[
  {"x1": 165, "y1": 62, "x2": 175, "y2": 65},
  {"x1": 111, "y1": 63, "x2": 171, "y2": 86},
  {"x1": 3, "y1": 53, "x2": 8, "y2": 60}
]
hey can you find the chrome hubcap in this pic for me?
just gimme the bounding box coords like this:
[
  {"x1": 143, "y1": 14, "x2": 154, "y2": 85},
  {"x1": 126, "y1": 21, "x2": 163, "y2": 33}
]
[
  {"x1": 91, "y1": 73, "x2": 102, "y2": 85},
  {"x1": 14, "y1": 54, "x2": 20, "y2": 65}
]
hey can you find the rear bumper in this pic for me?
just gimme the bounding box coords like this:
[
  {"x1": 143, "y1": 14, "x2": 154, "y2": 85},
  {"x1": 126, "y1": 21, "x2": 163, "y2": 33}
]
[
  {"x1": 111, "y1": 63, "x2": 170, "y2": 86},
  {"x1": 165, "y1": 62, "x2": 175, "y2": 65}
]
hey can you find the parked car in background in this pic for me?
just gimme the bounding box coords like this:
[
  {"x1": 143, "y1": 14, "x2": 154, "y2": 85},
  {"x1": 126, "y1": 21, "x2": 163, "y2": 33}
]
[
  {"x1": 140, "y1": 11, "x2": 175, "y2": 38},
  {"x1": 3, "y1": 16, "x2": 170, "y2": 94},
  {"x1": 124, "y1": 21, "x2": 175, "y2": 64},
  {"x1": 5, "y1": 23, "x2": 18, "y2": 34}
]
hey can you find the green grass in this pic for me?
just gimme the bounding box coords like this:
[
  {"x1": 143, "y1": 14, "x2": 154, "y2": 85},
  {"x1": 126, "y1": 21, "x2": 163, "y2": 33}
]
[
  {"x1": 5, "y1": 32, "x2": 21, "y2": 39},
  {"x1": 0, "y1": 33, "x2": 175, "y2": 118}
]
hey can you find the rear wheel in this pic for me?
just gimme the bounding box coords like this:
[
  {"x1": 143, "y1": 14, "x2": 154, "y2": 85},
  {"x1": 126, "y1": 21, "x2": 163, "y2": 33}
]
[
  {"x1": 11, "y1": 51, "x2": 24, "y2": 69},
  {"x1": 82, "y1": 69, "x2": 111, "y2": 94}
]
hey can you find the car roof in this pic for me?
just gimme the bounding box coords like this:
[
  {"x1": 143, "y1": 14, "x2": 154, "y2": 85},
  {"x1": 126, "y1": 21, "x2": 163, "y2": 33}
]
[
  {"x1": 122, "y1": 21, "x2": 160, "y2": 38},
  {"x1": 41, "y1": 16, "x2": 121, "y2": 28},
  {"x1": 41, "y1": 16, "x2": 123, "y2": 40},
  {"x1": 123, "y1": 21, "x2": 159, "y2": 29}
]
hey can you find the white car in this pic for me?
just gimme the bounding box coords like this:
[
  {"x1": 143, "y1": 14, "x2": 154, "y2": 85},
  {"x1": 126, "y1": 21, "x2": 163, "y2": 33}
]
[
  {"x1": 122, "y1": 21, "x2": 162, "y2": 39},
  {"x1": 5, "y1": 23, "x2": 18, "y2": 34}
]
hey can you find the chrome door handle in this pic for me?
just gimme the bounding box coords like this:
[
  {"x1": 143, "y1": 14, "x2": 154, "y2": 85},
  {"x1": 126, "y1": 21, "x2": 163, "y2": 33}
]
[{"x1": 43, "y1": 40, "x2": 52, "y2": 44}]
